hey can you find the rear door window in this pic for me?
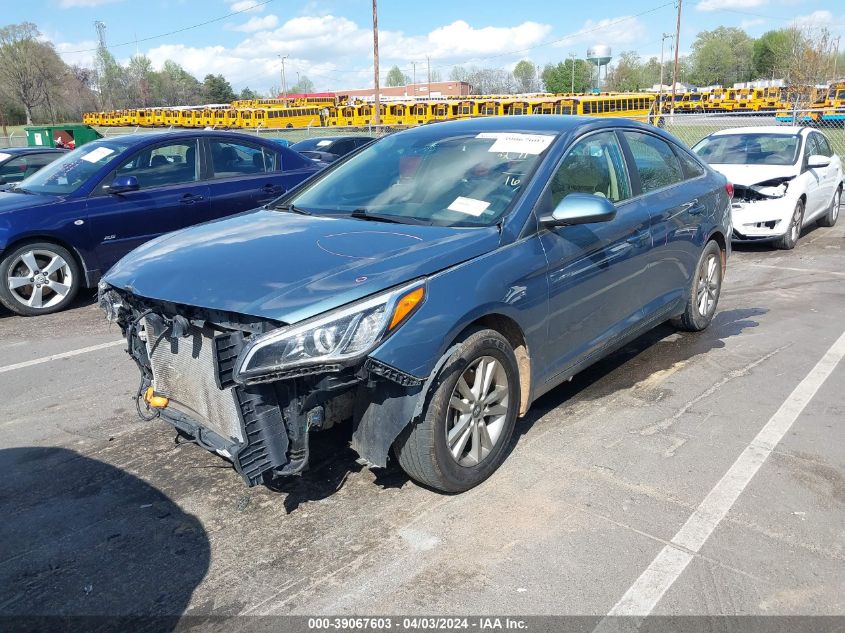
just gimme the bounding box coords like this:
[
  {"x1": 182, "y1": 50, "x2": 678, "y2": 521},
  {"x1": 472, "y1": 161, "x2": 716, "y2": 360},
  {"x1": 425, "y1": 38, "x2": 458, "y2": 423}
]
[{"x1": 622, "y1": 131, "x2": 685, "y2": 193}]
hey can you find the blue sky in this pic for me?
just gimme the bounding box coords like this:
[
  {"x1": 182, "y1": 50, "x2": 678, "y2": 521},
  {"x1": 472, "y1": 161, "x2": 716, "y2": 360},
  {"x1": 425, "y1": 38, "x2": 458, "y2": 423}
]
[{"x1": 10, "y1": 0, "x2": 845, "y2": 92}]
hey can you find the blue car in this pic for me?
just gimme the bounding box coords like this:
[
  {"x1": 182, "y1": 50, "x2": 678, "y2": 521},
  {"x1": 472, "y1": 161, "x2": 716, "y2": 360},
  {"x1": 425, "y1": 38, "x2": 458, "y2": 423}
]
[
  {"x1": 0, "y1": 131, "x2": 320, "y2": 315},
  {"x1": 0, "y1": 147, "x2": 67, "y2": 188},
  {"x1": 100, "y1": 116, "x2": 732, "y2": 493}
]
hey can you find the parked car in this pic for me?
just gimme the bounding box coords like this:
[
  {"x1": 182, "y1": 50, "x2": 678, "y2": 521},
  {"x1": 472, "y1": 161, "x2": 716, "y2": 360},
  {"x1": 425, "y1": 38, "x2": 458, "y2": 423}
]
[
  {"x1": 290, "y1": 135, "x2": 374, "y2": 163},
  {"x1": 0, "y1": 130, "x2": 321, "y2": 316},
  {"x1": 693, "y1": 126, "x2": 842, "y2": 249},
  {"x1": 100, "y1": 116, "x2": 731, "y2": 493},
  {"x1": 0, "y1": 147, "x2": 66, "y2": 189}
]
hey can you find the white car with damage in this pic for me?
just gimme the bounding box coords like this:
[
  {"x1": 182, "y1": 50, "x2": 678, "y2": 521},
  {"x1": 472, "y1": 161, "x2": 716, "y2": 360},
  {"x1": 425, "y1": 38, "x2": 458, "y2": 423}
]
[{"x1": 693, "y1": 126, "x2": 842, "y2": 249}]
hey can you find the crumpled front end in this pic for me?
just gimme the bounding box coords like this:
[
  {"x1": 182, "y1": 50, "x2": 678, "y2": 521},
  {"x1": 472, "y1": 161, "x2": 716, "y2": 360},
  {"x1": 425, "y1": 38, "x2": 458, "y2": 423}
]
[
  {"x1": 99, "y1": 283, "x2": 429, "y2": 487},
  {"x1": 730, "y1": 176, "x2": 797, "y2": 242}
]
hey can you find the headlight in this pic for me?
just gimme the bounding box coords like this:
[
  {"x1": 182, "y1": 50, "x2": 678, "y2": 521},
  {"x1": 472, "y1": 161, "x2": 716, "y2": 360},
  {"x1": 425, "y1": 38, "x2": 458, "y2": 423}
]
[
  {"x1": 235, "y1": 280, "x2": 426, "y2": 383},
  {"x1": 97, "y1": 282, "x2": 123, "y2": 323}
]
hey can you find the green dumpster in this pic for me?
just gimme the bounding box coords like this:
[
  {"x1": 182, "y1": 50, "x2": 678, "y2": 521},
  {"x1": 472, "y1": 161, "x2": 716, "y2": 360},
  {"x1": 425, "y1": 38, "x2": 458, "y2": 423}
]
[{"x1": 24, "y1": 124, "x2": 103, "y2": 150}]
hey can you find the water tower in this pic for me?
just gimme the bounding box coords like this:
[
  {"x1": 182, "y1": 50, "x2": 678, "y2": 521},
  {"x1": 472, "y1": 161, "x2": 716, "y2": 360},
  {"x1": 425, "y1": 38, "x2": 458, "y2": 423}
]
[{"x1": 587, "y1": 45, "x2": 612, "y2": 92}]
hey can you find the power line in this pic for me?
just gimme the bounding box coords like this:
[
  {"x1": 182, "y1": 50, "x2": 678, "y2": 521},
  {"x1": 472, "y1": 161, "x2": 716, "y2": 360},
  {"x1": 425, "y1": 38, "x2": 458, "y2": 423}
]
[{"x1": 62, "y1": 0, "x2": 277, "y2": 54}]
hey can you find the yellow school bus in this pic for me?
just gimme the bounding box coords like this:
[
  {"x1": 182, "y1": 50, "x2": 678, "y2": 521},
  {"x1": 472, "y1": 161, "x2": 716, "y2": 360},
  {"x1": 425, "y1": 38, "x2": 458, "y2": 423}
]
[
  {"x1": 262, "y1": 106, "x2": 321, "y2": 128},
  {"x1": 451, "y1": 100, "x2": 477, "y2": 118},
  {"x1": 531, "y1": 98, "x2": 573, "y2": 115},
  {"x1": 476, "y1": 100, "x2": 501, "y2": 116},
  {"x1": 570, "y1": 93, "x2": 656, "y2": 119},
  {"x1": 502, "y1": 100, "x2": 531, "y2": 115}
]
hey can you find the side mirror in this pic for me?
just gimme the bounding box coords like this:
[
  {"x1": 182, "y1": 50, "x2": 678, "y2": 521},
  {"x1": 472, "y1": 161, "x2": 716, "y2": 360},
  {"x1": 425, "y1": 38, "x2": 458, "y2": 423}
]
[
  {"x1": 106, "y1": 175, "x2": 139, "y2": 195},
  {"x1": 540, "y1": 193, "x2": 617, "y2": 227},
  {"x1": 807, "y1": 154, "x2": 831, "y2": 169}
]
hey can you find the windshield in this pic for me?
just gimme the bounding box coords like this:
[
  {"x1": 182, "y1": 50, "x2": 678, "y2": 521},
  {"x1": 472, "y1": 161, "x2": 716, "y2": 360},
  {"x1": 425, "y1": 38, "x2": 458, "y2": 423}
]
[
  {"x1": 18, "y1": 139, "x2": 132, "y2": 195},
  {"x1": 288, "y1": 128, "x2": 556, "y2": 227},
  {"x1": 693, "y1": 133, "x2": 800, "y2": 166}
]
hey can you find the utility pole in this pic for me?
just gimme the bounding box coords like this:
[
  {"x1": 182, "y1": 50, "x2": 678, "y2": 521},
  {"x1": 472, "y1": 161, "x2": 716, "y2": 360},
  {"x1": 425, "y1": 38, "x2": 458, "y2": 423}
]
[
  {"x1": 278, "y1": 54, "x2": 288, "y2": 104},
  {"x1": 412, "y1": 61, "x2": 417, "y2": 94},
  {"x1": 568, "y1": 53, "x2": 576, "y2": 93},
  {"x1": 372, "y1": 0, "x2": 381, "y2": 125},
  {"x1": 659, "y1": 33, "x2": 673, "y2": 110},
  {"x1": 670, "y1": 0, "x2": 683, "y2": 117},
  {"x1": 427, "y1": 56, "x2": 431, "y2": 98}
]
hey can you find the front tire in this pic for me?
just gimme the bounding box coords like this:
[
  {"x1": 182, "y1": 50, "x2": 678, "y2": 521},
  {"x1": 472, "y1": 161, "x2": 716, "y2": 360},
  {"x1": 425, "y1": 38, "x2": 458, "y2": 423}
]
[
  {"x1": 671, "y1": 240, "x2": 722, "y2": 332},
  {"x1": 774, "y1": 199, "x2": 804, "y2": 250},
  {"x1": 817, "y1": 185, "x2": 841, "y2": 228},
  {"x1": 394, "y1": 329, "x2": 520, "y2": 493},
  {"x1": 0, "y1": 242, "x2": 81, "y2": 316}
]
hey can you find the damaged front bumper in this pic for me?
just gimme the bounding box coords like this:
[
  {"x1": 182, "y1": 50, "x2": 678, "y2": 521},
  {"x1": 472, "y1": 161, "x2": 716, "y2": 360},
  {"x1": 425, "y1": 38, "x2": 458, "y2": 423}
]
[
  {"x1": 100, "y1": 287, "x2": 430, "y2": 487},
  {"x1": 730, "y1": 177, "x2": 796, "y2": 242}
]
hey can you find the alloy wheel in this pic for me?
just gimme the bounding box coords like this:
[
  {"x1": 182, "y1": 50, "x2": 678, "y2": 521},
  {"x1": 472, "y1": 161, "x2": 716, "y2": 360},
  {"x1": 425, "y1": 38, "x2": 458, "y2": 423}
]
[
  {"x1": 6, "y1": 249, "x2": 74, "y2": 310},
  {"x1": 696, "y1": 254, "x2": 719, "y2": 317},
  {"x1": 790, "y1": 205, "x2": 802, "y2": 243},
  {"x1": 833, "y1": 189, "x2": 841, "y2": 223},
  {"x1": 445, "y1": 356, "x2": 510, "y2": 467}
]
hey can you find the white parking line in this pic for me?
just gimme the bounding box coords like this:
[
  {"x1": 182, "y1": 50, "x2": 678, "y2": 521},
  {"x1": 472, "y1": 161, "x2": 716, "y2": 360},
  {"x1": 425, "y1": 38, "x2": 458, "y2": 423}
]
[
  {"x1": 0, "y1": 340, "x2": 124, "y2": 374},
  {"x1": 596, "y1": 328, "x2": 845, "y2": 626},
  {"x1": 749, "y1": 263, "x2": 845, "y2": 278}
]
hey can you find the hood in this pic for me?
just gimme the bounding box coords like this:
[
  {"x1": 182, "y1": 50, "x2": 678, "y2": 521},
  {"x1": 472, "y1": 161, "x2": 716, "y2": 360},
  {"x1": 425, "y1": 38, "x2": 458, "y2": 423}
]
[
  {"x1": 0, "y1": 191, "x2": 60, "y2": 213},
  {"x1": 707, "y1": 163, "x2": 797, "y2": 187},
  {"x1": 104, "y1": 209, "x2": 500, "y2": 323}
]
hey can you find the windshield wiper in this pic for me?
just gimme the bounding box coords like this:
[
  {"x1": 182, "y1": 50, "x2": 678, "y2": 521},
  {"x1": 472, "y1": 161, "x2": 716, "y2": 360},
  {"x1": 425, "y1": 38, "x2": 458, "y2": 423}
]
[
  {"x1": 273, "y1": 202, "x2": 311, "y2": 215},
  {"x1": 10, "y1": 185, "x2": 34, "y2": 194},
  {"x1": 349, "y1": 208, "x2": 430, "y2": 225}
]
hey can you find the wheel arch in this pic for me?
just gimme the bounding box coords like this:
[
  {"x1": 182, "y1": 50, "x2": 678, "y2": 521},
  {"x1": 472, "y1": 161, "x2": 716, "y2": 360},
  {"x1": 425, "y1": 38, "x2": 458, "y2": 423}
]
[
  {"x1": 706, "y1": 229, "x2": 728, "y2": 275},
  {"x1": 450, "y1": 312, "x2": 532, "y2": 417}
]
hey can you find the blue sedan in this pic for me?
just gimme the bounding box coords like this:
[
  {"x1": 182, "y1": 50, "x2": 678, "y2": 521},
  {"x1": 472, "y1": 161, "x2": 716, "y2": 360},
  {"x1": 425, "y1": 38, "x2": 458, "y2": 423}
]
[
  {"x1": 100, "y1": 116, "x2": 732, "y2": 493},
  {"x1": 0, "y1": 131, "x2": 320, "y2": 315}
]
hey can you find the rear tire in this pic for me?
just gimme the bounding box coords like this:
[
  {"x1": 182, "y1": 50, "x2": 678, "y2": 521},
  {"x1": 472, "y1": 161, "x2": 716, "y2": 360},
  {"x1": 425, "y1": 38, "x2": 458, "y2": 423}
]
[
  {"x1": 817, "y1": 185, "x2": 841, "y2": 228},
  {"x1": 671, "y1": 240, "x2": 722, "y2": 332},
  {"x1": 0, "y1": 242, "x2": 81, "y2": 316},
  {"x1": 774, "y1": 199, "x2": 804, "y2": 250},
  {"x1": 394, "y1": 329, "x2": 520, "y2": 493}
]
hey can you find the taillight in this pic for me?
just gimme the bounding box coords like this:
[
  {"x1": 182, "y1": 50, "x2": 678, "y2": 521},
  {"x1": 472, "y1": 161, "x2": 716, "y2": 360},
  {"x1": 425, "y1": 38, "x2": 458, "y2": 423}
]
[{"x1": 725, "y1": 182, "x2": 734, "y2": 199}]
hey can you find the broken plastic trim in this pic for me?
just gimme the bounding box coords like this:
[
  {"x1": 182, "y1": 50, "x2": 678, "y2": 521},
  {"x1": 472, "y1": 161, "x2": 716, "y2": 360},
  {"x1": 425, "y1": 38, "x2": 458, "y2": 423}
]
[{"x1": 733, "y1": 175, "x2": 794, "y2": 202}]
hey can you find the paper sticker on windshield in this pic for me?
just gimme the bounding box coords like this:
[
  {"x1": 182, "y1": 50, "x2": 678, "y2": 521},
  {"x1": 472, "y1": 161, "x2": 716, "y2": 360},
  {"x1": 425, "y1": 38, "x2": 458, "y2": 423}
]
[
  {"x1": 80, "y1": 147, "x2": 115, "y2": 163},
  {"x1": 448, "y1": 196, "x2": 490, "y2": 216},
  {"x1": 477, "y1": 133, "x2": 554, "y2": 155}
]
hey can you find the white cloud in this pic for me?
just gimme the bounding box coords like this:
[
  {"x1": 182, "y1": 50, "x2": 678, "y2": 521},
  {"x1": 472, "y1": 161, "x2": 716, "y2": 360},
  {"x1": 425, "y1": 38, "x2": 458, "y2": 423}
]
[
  {"x1": 552, "y1": 15, "x2": 648, "y2": 50},
  {"x1": 59, "y1": 0, "x2": 121, "y2": 6},
  {"x1": 228, "y1": 0, "x2": 265, "y2": 12},
  {"x1": 696, "y1": 0, "x2": 768, "y2": 12},
  {"x1": 229, "y1": 14, "x2": 280, "y2": 32},
  {"x1": 792, "y1": 10, "x2": 832, "y2": 27},
  {"x1": 54, "y1": 39, "x2": 98, "y2": 68}
]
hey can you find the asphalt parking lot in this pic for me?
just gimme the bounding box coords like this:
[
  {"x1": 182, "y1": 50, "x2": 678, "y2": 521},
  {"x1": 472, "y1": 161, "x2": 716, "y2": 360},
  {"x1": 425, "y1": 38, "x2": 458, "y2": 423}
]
[{"x1": 0, "y1": 220, "x2": 843, "y2": 625}]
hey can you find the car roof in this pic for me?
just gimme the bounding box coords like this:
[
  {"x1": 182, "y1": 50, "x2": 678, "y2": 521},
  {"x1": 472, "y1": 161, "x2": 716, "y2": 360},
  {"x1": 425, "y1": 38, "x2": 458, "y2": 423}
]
[
  {"x1": 99, "y1": 129, "x2": 283, "y2": 145},
  {"x1": 707, "y1": 126, "x2": 807, "y2": 136},
  {"x1": 292, "y1": 136, "x2": 372, "y2": 144},
  {"x1": 0, "y1": 147, "x2": 66, "y2": 154},
  {"x1": 413, "y1": 114, "x2": 653, "y2": 135}
]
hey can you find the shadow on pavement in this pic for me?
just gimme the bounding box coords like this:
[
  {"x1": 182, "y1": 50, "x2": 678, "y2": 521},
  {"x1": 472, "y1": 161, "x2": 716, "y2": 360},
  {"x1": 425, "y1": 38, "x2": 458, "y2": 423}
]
[
  {"x1": 0, "y1": 447, "x2": 209, "y2": 629},
  {"x1": 519, "y1": 306, "x2": 769, "y2": 433}
]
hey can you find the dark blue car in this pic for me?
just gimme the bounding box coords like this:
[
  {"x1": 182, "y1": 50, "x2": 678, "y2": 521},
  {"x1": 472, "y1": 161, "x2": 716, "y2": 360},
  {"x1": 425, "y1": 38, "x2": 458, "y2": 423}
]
[
  {"x1": 100, "y1": 116, "x2": 732, "y2": 493},
  {"x1": 0, "y1": 131, "x2": 320, "y2": 315}
]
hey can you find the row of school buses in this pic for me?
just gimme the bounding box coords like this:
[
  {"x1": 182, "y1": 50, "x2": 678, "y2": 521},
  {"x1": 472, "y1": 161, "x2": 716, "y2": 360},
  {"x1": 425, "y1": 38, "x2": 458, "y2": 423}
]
[
  {"x1": 82, "y1": 83, "x2": 844, "y2": 130},
  {"x1": 83, "y1": 93, "x2": 662, "y2": 129}
]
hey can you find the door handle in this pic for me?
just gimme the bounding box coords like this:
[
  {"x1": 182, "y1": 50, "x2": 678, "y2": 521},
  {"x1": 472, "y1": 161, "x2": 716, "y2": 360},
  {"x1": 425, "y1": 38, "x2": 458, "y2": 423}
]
[
  {"x1": 180, "y1": 193, "x2": 204, "y2": 204},
  {"x1": 626, "y1": 231, "x2": 650, "y2": 247},
  {"x1": 681, "y1": 198, "x2": 705, "y2": 215}
]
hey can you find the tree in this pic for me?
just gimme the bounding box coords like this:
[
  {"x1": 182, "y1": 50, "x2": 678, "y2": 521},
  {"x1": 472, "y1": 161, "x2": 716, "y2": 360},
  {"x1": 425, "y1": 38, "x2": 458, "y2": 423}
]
[
  {"x1": 688, "y1": 26, "x2": 754, "y2": 87},
  {"x1": 606, "y1": 51, "x2": 645, "y2": 91},
  {"x1": 202, "y1": 73, "x2": 235, "y2": 103},
  {"x1": 541, "y1": 59, "x2": 592, "y2": 93},
  {"x1": 0, "y1": 23, "x2": 65, "y2": 124},
  {"x1": 288, "y1": 75, "x2": 315, "y2": 94},
  {"x1": 385, "y1": 65, "x2": 405, "y2": 87},
  {"x1": 127, "y1": 55, "x2": 153, "y2": 107},
  {"x1": 753, "y1": 29, "x2": 793, "y2": 79},
  {"x1": 239, "y1": 86, "x2": 258, "y2": 100},
  {"x1": 512, "y1": 60, "x2": 536, "y2": 93}
]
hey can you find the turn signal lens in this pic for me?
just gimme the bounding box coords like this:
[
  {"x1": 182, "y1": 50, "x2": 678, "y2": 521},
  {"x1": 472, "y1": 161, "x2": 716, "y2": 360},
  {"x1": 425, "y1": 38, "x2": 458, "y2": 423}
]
[
  {"x1": 725, "y1": 182, "x2": 734, "y2": 199},
  {"x1": 144, "y1": 387, "x2": 170, "y2": 409},
  {"x1": 388, "y1": 286, "x2": 425, "y2": 331}
]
